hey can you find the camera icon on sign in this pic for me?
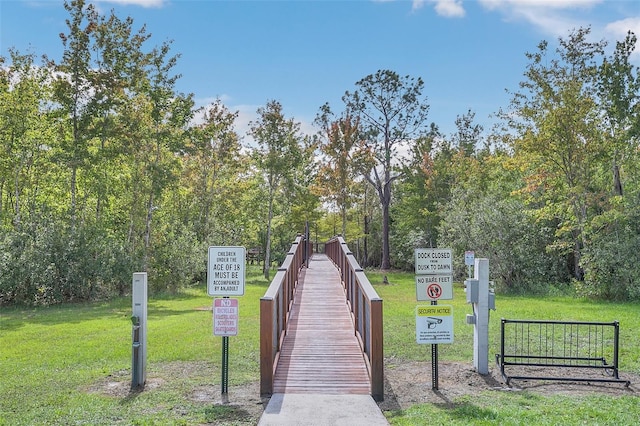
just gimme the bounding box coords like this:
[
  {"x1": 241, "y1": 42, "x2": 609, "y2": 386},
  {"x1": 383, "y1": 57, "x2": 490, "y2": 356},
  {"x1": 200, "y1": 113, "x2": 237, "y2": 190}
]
[{"x1": 425, "y1": 317, "x2": 443, "y2": 329}]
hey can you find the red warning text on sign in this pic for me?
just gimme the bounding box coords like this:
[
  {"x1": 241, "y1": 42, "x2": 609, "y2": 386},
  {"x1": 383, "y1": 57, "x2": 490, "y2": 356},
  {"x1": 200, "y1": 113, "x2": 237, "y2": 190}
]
[
  {"x1": 213, "y1": 298, "x2": 238, "y2": 336},
  {"x1": 415, "y1": 275, "x2": 453, "y2": 301}
]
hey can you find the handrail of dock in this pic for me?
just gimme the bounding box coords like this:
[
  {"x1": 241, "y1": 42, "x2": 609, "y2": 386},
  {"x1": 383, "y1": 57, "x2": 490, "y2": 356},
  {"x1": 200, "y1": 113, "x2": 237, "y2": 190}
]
[
  {"x1": 325, "y1": 236, "x2": 384, "y2": 401},
  {"x1": 259, "y1": 235, "x2": 308, "y2": 396}
]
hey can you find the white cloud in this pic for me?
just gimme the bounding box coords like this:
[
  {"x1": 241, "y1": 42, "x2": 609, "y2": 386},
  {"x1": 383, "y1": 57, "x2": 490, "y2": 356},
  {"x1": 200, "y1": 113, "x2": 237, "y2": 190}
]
[
  {"x1": 477, "y1": 0, "x2": 640, "y2": 61},
  {"x1": 191, "y1": 97, "x2": 259, "y2": 146},
  {"x1": 605, "y1": 18, "x2": 640, "y2": 60},
  {"x1": 478, "y1": 0, "x2": 600, "y2": 37},
  {"x1": 432, "y1": 0, "x2": 466, "y2": 18},
  {"x1": 605, "y1": 17, "x2": 640, "y2": 39},
  {"x1": 93, "y1": 0, "x2": 166, "y2": 8},
  {"x1": 414, "y1": 0, "x2": 465, "y2": 17},
  {"x1": 480, "y1": 0, "x2": 600, "y2": 10}
]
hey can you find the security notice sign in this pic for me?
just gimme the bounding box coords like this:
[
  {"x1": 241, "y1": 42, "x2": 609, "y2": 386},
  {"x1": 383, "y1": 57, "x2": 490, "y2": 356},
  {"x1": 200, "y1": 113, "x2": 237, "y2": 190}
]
[
  {"x1": 416, "y1": 275, "x2": 453, "y2": 301},
  {"x1": 213, "y1": 298, "x2": 239, "y2": 336},
  {"x1": 415, "y1": 248, "x2": 452, "y2": 275},
  {"x1": 416, "y1": 305, "x2": 454, "y2": 344},
  {"x1": 207, "y1": 246, "x2": 246, "y2": 296}
]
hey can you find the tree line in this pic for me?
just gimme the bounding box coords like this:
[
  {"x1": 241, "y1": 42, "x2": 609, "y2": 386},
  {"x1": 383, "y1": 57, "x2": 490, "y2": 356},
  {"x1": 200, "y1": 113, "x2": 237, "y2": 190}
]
[{"x1": 1, "y1": 0, "x2": 638, "y2": 305}]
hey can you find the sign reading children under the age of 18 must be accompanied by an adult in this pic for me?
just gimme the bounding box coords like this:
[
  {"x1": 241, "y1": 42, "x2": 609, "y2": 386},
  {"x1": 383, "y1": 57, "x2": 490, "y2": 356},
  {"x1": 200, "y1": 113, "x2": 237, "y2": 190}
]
[{"x1": 207, "y1": 246, "x2": 245, "y2": 297}]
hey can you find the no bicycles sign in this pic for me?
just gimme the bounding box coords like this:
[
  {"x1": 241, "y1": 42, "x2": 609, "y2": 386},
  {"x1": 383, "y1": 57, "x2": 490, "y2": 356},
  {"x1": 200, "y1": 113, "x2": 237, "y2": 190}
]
[{"x1": 213, "y1": 298, "x2": 238, "y2": 336}]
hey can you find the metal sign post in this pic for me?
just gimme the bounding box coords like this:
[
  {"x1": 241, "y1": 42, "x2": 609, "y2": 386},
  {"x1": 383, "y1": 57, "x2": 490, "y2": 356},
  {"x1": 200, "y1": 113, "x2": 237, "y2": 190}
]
[
  {"x1": 213, "y1": 297, "x2": 239, "y2": 403},
  {"x1": 415, "y1": 248, "x2": 453, "y2": 390},
  {"x1": 431, "y1": 300, "x2": 438, "y2": 390},
  {"x1": 221, "y1": 311, "x2": 230, "y2": 404},
  {"x1": 208, "y1": 246, "x2": 245, "y2": 404}
]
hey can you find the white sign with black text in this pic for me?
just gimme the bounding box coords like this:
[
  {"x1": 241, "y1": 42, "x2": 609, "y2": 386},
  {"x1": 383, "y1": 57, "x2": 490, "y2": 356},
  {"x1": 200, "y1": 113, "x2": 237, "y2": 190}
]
[
  {"x1": 415, "y1": 274, "x2": 453, "y2": 301},
  {"x1": 416, "y1": 304, "x2": 454, "y2": 344},
  {"x1": 207, "y1": 246, "x2": 246, "y2": 297},
  {"x1": 414, "y1": 248, "x2": 453, "y2": 275}
]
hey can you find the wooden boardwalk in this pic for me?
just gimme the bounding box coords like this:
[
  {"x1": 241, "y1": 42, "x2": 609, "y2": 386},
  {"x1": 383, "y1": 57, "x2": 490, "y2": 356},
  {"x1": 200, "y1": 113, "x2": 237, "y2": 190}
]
[{"x1": 272, "y1": 254, "x2": 371, "y2": 394}]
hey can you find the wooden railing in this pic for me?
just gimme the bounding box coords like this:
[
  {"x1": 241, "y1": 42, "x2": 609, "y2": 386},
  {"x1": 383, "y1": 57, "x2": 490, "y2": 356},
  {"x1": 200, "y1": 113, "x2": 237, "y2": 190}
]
[
  {"x1": 325, "y1": 236, "x2": 384, "y2": 401},
  {"x1": 259, "y1": 235, "x2": 308, "y2": 396}
]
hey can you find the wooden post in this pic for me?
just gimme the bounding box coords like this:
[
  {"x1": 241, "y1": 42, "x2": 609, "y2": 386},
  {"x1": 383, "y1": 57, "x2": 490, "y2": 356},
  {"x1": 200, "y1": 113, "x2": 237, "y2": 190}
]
[
  {"x1": 260, "y1": 297, "x2": 274, "y2": 396},
  {"x1": 370, "y1": 298, "x2": 384, "y2": 401}
]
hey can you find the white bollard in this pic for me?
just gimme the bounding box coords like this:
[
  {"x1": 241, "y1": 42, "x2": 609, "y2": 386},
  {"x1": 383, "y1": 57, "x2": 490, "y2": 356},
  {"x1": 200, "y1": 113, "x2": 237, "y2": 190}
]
[
  {"x1": 132, "y1": 272, "x2": 147, "y2": 388},
  {"x1": 465, "y1": 259, "x2": 492, "y2": 375},
  {"x1": 474, "y1": 259, "x2": 489, "y2": 374}
]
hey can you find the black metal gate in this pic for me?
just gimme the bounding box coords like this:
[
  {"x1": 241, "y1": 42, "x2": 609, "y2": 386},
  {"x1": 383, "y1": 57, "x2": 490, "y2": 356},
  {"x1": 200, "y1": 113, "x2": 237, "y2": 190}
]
[{"x1": 496, "y1": 318, "x2": 630, "y2": 386}]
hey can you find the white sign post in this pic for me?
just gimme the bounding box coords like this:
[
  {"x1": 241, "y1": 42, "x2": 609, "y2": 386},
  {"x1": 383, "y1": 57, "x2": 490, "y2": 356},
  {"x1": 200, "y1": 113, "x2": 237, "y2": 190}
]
[
  {"x1": 131, "y1": 272, "x2": 147, "y2": 389},
  {"x1": 207, "y1": 246, "x2": 246, "y2": 296}
]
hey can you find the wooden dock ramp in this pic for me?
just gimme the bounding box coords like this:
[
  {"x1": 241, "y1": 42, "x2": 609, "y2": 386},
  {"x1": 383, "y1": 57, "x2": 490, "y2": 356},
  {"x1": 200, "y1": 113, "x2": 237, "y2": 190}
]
[{"x1": 272, "y1": 254, "x2": 371, "y2": 394}]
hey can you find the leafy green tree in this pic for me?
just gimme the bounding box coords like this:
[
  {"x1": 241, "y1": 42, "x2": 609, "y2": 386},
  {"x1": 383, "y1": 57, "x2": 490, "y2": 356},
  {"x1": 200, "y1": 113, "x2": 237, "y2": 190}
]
[
  {"x1": 343, "y1": 70, "x2": 430, "y2": 269},
  {"x1": 286, "y1": 136, "x2": 321, "y2": 237},
  {"x1": 87, "y1": 7, "x2": 154, "y2": 226},
  {"x1": 52, "y1": 0, "x2": 102, "y2": 228},
  {"x1": 313, "y1": 104, "x2": 362, "y2": 238},
  {"x1": 597, "y1": 31, "x2": 640, "y2": 197},
  {"x1": 438, "y1": 186, "x2": 566, "y2": 292},
  {"x1": 578, "y1": 31, "x2": 640, "y2": 299},
  {"x1": 452, "y1": 109, "x2": 483, "y2": 157},
  {"x1": 0, "y1": 50, "x2": 55, "y2": 228},
  {"x1": 181, "y1": 100, "x2": 242, "y2": 242},
  {"x1": 390, "y1": 125, "x2": 440, "y2": 268},
  {"x1": 391, "y1": 109, "x2": 486, "y2": 269},
  {"x1": 503, "y1": 27, "x2": 607, "y2": 281},
  {"x1": 250, "y1": 100, "x2": 305, "y2": 279}
]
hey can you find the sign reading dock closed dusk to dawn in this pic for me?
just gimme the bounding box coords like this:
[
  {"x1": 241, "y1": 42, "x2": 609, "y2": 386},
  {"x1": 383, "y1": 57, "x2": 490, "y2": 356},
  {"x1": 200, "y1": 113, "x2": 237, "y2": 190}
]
[
  {"x1": 414, "y1": 248, "x2": 452, "y2": 274},
  {"x1": 207, "y1": 246, "x2": 246, "y2": 296}
]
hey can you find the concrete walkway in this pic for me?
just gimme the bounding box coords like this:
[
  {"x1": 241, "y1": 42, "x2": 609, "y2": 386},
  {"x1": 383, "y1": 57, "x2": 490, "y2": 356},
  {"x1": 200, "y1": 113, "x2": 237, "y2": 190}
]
[{"x1": 258, "y1": 393, "x2": 389, "y2": 426}]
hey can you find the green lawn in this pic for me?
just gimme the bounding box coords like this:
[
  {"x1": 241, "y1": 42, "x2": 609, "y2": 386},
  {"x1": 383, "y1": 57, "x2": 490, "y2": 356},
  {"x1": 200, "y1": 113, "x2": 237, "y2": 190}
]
[
  {"x1": 385, "y1": 393, "x2": 640, "y2": 425},
  {"x1": 1, "y1": 266, "x2": 638, "y2": 425},
  {"x1": 367, "y1": 271, "x2": 640, "y2": 370}
]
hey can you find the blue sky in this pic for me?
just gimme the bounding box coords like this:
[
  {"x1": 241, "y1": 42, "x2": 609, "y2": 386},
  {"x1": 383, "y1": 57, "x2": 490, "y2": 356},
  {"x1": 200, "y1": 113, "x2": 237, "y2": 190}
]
[{"x1": 2, "y1": 0, "x2": 639, "y2": 141}]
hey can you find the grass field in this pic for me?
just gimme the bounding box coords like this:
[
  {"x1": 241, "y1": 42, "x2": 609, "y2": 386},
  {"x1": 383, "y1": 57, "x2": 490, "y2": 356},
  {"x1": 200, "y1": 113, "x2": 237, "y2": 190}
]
[
  {"x1": 368, "y1": 271, "x2": 640, "y2": 425},
  {"x1": 1, "y1": 264, "x2": 639, "y2": 425}
]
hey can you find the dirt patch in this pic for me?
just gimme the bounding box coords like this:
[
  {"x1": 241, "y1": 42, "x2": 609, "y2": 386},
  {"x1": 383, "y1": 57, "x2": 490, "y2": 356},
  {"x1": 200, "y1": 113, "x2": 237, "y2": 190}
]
[
  {"x1": 85, "y1": 363, "x2": 267, "y2": 424},
  {"x1": 379, "y1": 360, "x2": 638, "y2": 412},
  {"x1": 85, "y1": 360, "x2": 638, "y2": 424}
]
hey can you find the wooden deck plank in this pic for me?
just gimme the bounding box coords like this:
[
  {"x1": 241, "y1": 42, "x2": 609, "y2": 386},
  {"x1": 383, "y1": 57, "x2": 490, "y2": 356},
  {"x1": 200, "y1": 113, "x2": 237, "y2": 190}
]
[{"x1": 272, "y1": 254, "x2": 371, "y2": 395}]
